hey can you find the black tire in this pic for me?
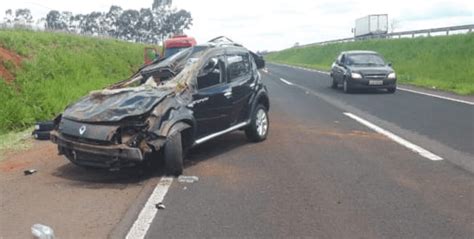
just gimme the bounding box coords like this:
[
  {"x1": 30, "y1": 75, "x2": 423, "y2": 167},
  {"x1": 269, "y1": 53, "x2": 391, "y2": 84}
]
[
  {"x1": 32, "y1": 130, "x2": 50, "y2": 140},
  {"x1": 343, "y1": 78, "x2": 352, "y2": 94},
  {"x1": 164, "y1": 128, "x2": 183, "y2": 176},
  {"x1": 245, "y1": 104, "x2": 269, "y2": 142},
  {"x1": 387, "y1": 87, "x2": 396, "y2": 93},
  {"x1": 331, "y1": 77, "x2": 338, "y2": 89},
  {"x1": 35, "y1": 121, "x2": 55, "y2": 131}
]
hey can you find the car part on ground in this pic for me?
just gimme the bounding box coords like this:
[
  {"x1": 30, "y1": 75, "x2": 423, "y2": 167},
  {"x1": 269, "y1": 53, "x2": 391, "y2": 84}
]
[
  {"x1": 32, "y1": 121, "x2": 55, "y2": 140},
  {"x1": 50, "y1": 37, "x2": 270, "y2": 175}
]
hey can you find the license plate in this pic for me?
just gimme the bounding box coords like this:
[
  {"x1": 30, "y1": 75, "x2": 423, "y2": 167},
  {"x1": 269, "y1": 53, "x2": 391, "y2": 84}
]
[{"x1": 369, "y1": 80, "x2": 383, "y2": 85}]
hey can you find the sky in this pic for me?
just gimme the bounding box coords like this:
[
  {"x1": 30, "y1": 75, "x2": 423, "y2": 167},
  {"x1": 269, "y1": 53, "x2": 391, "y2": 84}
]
[{"x1": 0, "y1": 0, "x2": 473, "y2": 51}]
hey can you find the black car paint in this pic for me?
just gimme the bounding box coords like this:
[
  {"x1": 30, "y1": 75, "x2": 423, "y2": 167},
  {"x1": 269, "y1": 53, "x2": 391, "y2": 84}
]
[
  {"x1": 331, "y1": 51, "x2": 397, "y2": 90},
  {"x1": 50, "y1": 42, "x2": 269, "y2": 169}
]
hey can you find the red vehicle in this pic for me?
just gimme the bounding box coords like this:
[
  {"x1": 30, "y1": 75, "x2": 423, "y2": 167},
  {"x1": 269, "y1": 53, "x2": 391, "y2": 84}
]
[
  {"x1": 144, "y1": 35, "x2": 197, "y2": 64},
  {"x1": 163, "y1": 35, "x2": 197, "y2": 58}
]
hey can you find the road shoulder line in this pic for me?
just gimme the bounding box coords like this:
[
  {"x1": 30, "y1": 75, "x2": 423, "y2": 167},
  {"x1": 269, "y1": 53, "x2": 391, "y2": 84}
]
[
  {"x1": 398, "y1": 87, "x2": 474, "y2": 105},
  {"x1": 344, "y1": 112, "x2": 443, "y2": 161},
  {"x1": 126, "y1": 177, "x2": 173, "y2": 239}
]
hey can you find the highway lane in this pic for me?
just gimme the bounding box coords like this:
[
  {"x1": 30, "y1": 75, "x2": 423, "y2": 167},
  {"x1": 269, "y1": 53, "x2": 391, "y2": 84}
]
[
  {"x1": 142, "y1": 70, "x2": 474, "y2": 238},
  {"x1": 266, "y1": 63, "x2": 474, "y2": 157}
]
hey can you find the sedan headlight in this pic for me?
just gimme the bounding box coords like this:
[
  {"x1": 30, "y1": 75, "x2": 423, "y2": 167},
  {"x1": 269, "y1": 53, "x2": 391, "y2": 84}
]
[
  {"x1": 388, "y1": 72, "x2": 396, "y2": 79},
  {"x1": 351, "y1": 73, "x2": 362, "y2": 79}
]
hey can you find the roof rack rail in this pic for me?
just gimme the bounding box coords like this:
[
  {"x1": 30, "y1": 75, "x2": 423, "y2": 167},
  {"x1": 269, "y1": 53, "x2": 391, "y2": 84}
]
[{"x1": 208, "y1": 36, "x2": 243, "y2": 47}]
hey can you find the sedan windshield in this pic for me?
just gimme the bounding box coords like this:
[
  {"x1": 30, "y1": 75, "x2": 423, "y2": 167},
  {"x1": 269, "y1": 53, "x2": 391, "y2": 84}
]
[{"x1": 347, "y1": 54, "x2": 386, "y2": 66}]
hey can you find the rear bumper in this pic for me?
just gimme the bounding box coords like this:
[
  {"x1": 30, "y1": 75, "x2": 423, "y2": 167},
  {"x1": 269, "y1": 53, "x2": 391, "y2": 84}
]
[
  {"x1": 50, "y1": 131, "x2": 144, "y2": 168},
  {"x1": 348, "y1": 78, "x2": 396, "y2": 89}
]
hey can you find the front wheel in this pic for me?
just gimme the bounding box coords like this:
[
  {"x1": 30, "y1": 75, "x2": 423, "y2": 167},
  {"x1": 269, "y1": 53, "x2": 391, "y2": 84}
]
[
  {"x1": 331, "y1": 77, "x2": 338, "y2": 89},
  {"x1": 164, "y1": 128, "x2": 183, "y2": 176},
  {"x1": 245, "y1": 105, "x2": 269, "y2": 142},
  {"x1": 343, "y1": 79, "x2": 352, "y2": 93},
  {"x1": 387, "y1": 87, "x2": 396, "y2": 93}
]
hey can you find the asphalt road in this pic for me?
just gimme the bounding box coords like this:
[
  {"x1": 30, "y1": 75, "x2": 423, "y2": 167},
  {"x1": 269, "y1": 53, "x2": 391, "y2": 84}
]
[{"x1": 139, "y1": 64, "x2": 474, "y2": 238}]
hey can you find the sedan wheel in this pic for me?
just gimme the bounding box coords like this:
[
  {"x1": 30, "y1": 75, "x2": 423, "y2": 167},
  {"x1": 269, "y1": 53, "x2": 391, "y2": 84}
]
[
  {"x1": 343, "y1": 79, "x2": 351, "y2": 93},
  {"x1": 331, "y1": 77, "x2": 338, "y2": 89}
]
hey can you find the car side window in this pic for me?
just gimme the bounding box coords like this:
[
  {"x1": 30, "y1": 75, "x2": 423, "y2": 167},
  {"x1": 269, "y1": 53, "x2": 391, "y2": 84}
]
[
  {"x1": 227, "y1": 53, "x2": 251, "y2": 82},
  {"x1": 197, "y1": 57, "x2": 224, "y2": 90}
]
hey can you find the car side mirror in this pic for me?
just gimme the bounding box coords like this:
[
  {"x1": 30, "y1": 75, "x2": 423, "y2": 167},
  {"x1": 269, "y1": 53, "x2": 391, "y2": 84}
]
[
  {"x1": 387, "y1": 62, "x2": 392, "y2": 67},
  {"x1": 255, "y1": 55, "x2": 265, "y2": 69},
  {"x1": 250, "y1": 51, "x2": 265, "y2": 69}
]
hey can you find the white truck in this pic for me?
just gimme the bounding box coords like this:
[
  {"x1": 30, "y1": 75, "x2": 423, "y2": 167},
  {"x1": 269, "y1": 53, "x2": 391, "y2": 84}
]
[{"x1": 354, "y1": 14, "x2": 388, "y2": 38}]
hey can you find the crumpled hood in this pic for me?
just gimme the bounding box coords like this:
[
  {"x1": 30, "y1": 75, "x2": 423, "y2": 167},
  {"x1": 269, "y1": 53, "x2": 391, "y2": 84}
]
[{"x1": 63, "y1": 86, "x2": 173, "y2": 123}]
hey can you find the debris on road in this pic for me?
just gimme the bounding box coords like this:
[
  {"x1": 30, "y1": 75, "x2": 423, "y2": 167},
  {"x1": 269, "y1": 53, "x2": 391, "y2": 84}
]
[
  {"x1": 32, "y1": 121, "x2": 55, "y2": 141},
  {"x1": 31, "y1": 224, "x2": 55, "y2": 239},
  {"x1": 156, "y1": 203, "x2": 166, "y2": 210},
  {"x1": 178, "y1": 175, "x2": 199, "y2": 183},
  {"x1": 24, "y1": 169, "x2": 37, "y2": 176}
]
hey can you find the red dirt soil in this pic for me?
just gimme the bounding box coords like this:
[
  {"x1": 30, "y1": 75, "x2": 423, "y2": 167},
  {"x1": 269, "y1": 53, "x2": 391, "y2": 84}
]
[{"x1": 0, "y1": 46, "x2": 22, "y2": 82}]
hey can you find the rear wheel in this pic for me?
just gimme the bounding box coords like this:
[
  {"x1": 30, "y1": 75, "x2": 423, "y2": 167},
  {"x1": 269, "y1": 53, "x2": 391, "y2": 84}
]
[
  {"x1": 164, "y1": 127, "x2": 183, "y2": 176},
  {"x1": 387, "y1": 87, "x2": 396, "y2": 93},
  {"x1": 245, "y1": 105, "x2": 269, "y2": 142}
]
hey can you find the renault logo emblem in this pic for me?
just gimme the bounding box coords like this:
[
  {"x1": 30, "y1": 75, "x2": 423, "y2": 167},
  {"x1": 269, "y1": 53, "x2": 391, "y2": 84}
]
[{"x1": 79, "y1": 125, "x2": 86, "y2": 135}]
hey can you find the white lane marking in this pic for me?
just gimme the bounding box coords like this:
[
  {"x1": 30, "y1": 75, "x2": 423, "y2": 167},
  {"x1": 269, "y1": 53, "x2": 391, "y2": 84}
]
[
  {"x1": 398, "y1": 87, "x2": 474, "y2": 105},
  {"x1": 126, "y1": 177, "x2": 174, "y2": 239},
  {"x1": 344, "y1": 112, "x2": 443, "y2": 161},
  {"x1": 262, "y1": 68, "x2": 268, "y2": 73},
  {"x1": 280, "y1": 78, "x2": 294, "y2": 86}
]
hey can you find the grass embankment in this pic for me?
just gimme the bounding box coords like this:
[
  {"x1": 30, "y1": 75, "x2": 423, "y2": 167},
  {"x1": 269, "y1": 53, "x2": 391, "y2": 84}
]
[
  {"x1": 0, "y1": 29, "x2": 152, "y2": 136},
  {"x1": 266, "y1": 33, "x2": 474, "y2": 95}
]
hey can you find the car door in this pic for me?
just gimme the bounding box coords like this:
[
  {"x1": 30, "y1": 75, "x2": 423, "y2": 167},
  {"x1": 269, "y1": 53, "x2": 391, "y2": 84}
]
[
  {"x1": 226, "y1": 51, "x2": 254, "y2": 125},
  {"x1": 192, "y1": 55, "x2": 233, "y2": 138}
]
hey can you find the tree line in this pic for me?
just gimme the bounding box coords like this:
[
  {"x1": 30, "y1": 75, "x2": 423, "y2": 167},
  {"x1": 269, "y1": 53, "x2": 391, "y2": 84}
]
[{"x1": 2, "y1": 0, "x2": 193, "y2": 44}]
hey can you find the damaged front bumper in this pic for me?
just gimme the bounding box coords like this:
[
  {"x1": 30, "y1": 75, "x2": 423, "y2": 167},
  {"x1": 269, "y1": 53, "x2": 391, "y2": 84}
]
[{"x1": 50, "y1": 130, "x2": 147, "y2": 168}]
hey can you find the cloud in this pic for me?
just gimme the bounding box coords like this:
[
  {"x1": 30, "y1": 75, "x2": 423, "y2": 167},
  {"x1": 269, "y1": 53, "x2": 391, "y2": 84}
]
[{"x1": 401, "y1": 2, "x2": 473, "y2": 21}]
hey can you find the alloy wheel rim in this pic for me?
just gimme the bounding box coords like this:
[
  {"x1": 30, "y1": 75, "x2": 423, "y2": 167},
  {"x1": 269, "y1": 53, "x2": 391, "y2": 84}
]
[{"x1": 256, "y1": 109, "x2": 268, "y2": 137}]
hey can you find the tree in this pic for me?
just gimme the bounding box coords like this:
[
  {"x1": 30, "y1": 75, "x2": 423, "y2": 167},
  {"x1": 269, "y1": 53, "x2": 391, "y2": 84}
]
[
  {"x1": 4, "y1": 9, "x2": 14, "y2": 24},
  {"x1": 136, "y1": 8, "x2": 155, "y2": 42},
  {"x1": 81, "y1": 12, "x2": 105, "y2": 35},
  {"x1": 14, "y1": 9, "x2": 34, "y2": 26},
  {"x1": 153, "y1": 0, "x2": 172, "y2": 10},
  {"x1": 104, "y1": 6, "x2": 123, "y2": 37},
  {"x1": 117, "y1": 10, "x2": 140, "y2": 41},
  {"x1": 46, "y1": 10, "x2": 67, "y2": 30},
  {"x1": 160, "y1": 9, "x2": 193, "y2": 37}
]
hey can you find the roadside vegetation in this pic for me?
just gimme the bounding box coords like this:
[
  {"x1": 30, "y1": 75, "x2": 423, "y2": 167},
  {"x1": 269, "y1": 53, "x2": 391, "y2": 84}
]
[
  {"x1": 266, "y1": 33, "x2": 474, "y2": 95},
  {"x1": 0, "y1": 29, "x2": 153, "y2": 135}
]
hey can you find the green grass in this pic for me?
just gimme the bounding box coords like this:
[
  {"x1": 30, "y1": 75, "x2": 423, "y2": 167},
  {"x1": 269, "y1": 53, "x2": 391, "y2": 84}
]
[
  {"x1": 0, "y1": 29, "x2": 155, "y2": 134},
  {"x1": 266, "y1": 33, "x2": 474, "y2": 95},
  {"x1": 0, "y1": 127, "x2": 33, "y2": 161}
]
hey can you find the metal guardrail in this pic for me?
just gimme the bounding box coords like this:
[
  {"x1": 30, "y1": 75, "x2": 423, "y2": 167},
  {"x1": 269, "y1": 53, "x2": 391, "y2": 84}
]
[{"x1": 296, "y1": 24, "x2": 474, "y2": 48}]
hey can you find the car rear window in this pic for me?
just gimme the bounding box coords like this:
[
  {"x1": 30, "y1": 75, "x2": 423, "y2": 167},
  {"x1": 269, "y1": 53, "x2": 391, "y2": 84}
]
[{"x1": 347, "y1": 54, "x2": 385, "y2": 66}]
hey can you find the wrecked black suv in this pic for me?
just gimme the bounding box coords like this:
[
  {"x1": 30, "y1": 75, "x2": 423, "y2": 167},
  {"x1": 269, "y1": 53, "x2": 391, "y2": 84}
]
[{"x1": 50, "y1": 38, "x2": 269, "y2": 175}]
